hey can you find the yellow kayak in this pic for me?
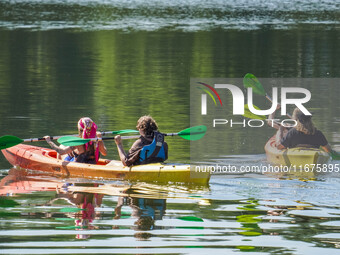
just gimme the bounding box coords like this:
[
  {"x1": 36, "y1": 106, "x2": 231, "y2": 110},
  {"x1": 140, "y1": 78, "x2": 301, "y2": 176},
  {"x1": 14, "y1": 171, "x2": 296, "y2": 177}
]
[
  {"x1": 265, "y1": 136, "x2": 330, "y2": 167},
  {"x1": 2, "y1": 144, "x2": 210, "y2": 184}
]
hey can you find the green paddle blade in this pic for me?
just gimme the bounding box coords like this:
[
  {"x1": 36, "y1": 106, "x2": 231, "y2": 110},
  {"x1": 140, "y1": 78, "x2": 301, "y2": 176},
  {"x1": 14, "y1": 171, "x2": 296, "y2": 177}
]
[
  {"x1": 243, "y1": 73, "x2": 266, "y2": 96},
  {"x1": 57, "y1": 136, "x2": 91, "y2": 146},
  {"x1": 330, "y1": 151, "x2": 340, "y2": 160},
  {"x1": 111, "y1": 129, "x2": 139, "y2": 135},
  {"x1": 243, "y1": 104, "x2": 266, "y2": 120},
  {"x1": 0, "y1": 135, "x2": 24, "y2": 150},
  {"x1": 177, "y1": 125, "x2": 207, "y2": 141}
]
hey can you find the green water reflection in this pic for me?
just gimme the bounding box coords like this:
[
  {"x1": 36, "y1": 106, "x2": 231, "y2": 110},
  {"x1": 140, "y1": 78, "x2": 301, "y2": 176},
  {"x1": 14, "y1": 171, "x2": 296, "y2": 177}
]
[
  {"x1": 1, "y1": 1, "x2": 340, "y2": 254},
  {"x1": 0, "y1": 168, "x2": 340, "y2": 254},
  {"x1": 1, "y1": 29, "x2": 340, "y2": 168}
]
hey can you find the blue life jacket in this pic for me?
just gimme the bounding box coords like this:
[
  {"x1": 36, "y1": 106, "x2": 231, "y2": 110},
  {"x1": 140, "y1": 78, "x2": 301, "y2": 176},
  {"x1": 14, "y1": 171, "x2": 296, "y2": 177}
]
[{"x1": 139, "y1": 131, "x2": 166, "y2": 164}]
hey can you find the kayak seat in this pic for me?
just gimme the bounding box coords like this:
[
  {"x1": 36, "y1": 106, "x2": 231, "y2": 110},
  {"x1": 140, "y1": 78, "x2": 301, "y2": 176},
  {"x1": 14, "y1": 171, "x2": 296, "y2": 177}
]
[
  {"x1": 44, "y1": 150, "x2": 58, "y2": 159},
  {"x1": 96, "y1": 159, "x2": 109, "y2": 165}
]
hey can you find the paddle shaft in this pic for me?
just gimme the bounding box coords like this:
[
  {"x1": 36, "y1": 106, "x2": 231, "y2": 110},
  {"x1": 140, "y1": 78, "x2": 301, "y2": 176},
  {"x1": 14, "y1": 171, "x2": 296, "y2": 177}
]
[
  {"x1": 57, "y1": 125, "x2": 206, "y2": 146},
  {"x1": 265, "y1": 93, "x2": 293, "y2": 119},
  {"x1": 21, "y1": 131, "x2": 129, "y2": 143},
  {"x1": 122, "y1": 133, "x2": 179, "y2": 139},
  {"x1": 82, "y1": 132, "x2": 180, "y2": 142},
  {"x1": 22, "y1": 136, "x2": 64, "y2": 143}
]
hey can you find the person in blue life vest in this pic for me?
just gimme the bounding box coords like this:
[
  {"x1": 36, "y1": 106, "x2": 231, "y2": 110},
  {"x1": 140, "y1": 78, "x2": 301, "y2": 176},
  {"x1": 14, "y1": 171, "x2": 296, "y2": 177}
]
[
  {"x1": 44, "y1": 117, "x2": 107, "y2": 164},
  {"x1": 268, "y1": 106, "x2": 332, "y2": 153},
  {"x1": 114, "y1": 115, "x2": 168, "y2": 166}
]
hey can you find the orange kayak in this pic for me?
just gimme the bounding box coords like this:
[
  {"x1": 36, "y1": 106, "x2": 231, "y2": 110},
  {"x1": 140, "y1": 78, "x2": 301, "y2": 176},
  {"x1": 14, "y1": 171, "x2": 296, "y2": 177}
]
[
  {"x1": 0, "y1": 167, "x2": 64, "y2": 195},
  {"x1": 2, "y1": 144, "x2": 210, "y2": 184}
]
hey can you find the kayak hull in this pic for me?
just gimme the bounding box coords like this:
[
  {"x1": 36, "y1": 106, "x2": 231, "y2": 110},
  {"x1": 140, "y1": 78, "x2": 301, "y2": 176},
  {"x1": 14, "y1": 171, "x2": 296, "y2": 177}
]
[
  {"x1": 2, "y1": 144, "x2": 210, "y2": 184},
  {"x1": 265, "y1": 136, "x2": 330, "y2": 167}
]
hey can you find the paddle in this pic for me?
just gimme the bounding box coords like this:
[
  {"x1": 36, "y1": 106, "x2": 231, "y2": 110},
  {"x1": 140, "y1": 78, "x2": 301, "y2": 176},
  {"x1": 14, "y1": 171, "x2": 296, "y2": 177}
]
[
  {"x1": 58, "y1": 125, "x2": 207, "y2": 146},
  {"x1": 243, "y1": 104, "x2": 284, "y2": 127},
  {"x1": 101, "y1": 130, "x2": 139, "y2": 136},
  {"x1": 0, "y1": 129, "x2": 139, "y2": 150},
  {"x1": 243, "y1": 104, "x2": 266, "y2": 120},
  {"x1": 243, "y1": 73, "x2": 292, "y2": 118},
  {"x1": 330, "y1": 151, "x2": 340, "y2": 160},
  {"x1": 243, "y1": 73, "x2": 267, "y2": 98}
]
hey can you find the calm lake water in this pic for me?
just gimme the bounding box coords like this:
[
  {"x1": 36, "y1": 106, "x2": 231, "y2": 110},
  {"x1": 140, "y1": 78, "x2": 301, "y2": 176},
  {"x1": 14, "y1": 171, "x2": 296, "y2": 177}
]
[{"x1": 1, "y1": 0, "x2": 340, "y2": 254}]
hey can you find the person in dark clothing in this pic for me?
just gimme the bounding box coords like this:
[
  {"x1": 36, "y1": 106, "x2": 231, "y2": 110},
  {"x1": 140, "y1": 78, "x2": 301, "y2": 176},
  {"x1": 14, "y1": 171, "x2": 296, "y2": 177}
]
[
  {"x1": 114, "y1": 115, "x2": 168, "y2": 166},
  {"x1": 272, "y1": 107, "x2": 332, "y2": 152}
]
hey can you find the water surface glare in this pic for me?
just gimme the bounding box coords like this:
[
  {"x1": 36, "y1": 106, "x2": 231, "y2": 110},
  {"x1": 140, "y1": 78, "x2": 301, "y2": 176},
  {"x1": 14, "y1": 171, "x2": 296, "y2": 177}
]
[{"x1": 1, "y1": 0, "x2": 340, "y2": 31}]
